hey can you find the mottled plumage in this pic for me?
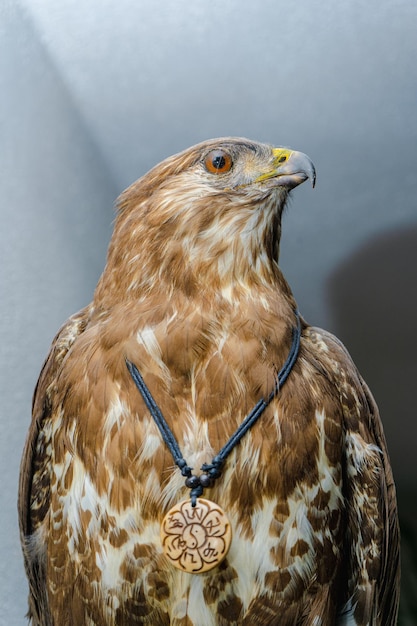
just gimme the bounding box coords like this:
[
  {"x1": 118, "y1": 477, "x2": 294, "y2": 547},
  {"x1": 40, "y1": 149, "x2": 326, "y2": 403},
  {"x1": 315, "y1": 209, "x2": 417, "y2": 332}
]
[{"x1": 19, "y1": 138, "x2": 400, "y2": 625}]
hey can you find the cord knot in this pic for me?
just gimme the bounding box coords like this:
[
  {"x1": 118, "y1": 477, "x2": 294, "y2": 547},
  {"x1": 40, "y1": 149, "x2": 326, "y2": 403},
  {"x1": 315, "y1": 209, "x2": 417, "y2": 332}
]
[
  {"x1": 201, "y1": 456, "x2": 223, "y2": 479},
  {"x1": 176, "y1": 458, "x2": 193, "y2": 477}
]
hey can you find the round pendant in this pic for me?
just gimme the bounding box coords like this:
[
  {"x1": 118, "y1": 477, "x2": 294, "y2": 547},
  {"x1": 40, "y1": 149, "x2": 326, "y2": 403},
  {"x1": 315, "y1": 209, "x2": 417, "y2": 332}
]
[{"x1": 160, "y1": 498, "x2": 232, "y2": 573}]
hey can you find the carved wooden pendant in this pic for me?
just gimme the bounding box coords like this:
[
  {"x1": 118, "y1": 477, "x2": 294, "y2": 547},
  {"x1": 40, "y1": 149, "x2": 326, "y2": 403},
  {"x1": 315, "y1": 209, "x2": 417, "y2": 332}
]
[{"x1": 160, "y1": 498, "x2": 232, "y2": 573}]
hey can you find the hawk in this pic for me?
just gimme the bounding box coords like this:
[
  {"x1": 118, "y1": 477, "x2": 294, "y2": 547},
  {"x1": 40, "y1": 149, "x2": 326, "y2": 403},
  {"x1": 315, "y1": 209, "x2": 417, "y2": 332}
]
[{"x1": 19, "y1": 138, "x2": 400, "y2": 625}]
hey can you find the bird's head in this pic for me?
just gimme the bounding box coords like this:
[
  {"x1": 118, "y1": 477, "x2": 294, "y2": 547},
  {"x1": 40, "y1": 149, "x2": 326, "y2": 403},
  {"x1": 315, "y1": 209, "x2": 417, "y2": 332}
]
[
  {"x1": 188, "y1": 138, "x2": 315, "y2": 193},
  {"x1": 99, "y1": 138, "x2": 315, "y2": 301}
]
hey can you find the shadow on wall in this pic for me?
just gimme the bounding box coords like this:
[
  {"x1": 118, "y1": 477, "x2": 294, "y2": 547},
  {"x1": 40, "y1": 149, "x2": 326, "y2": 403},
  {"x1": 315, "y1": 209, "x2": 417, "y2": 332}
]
[{"x1": 326, "y1": 225, "x2": 417, "y2": 624}]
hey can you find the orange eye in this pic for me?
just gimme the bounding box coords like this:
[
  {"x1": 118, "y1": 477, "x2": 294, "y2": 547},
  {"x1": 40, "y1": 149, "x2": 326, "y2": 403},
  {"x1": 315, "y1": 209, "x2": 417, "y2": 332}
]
[{"x1": 204, "y1": 149, "x2": 233, "y2": 174}]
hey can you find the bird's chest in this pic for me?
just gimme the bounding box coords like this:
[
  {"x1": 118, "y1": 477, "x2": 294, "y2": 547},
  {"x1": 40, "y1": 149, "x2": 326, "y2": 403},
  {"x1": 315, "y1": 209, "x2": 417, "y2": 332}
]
[
  {"x1": 50, "y1": 311, "x2": 345, "y2": 622},
  {"x1": 52, "y1": 399, "x2": 344, "y2": 625}
]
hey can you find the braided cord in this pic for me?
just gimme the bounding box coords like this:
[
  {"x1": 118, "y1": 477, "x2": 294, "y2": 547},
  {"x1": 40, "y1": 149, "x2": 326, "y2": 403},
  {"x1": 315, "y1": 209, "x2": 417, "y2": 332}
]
[
  {"x1": 126, "y1": 310, "x2": 301, "y2": 505},
  {"x1": 214, "y1": 311, "x2": 301, "y2": 465},
  {"x1": 125, "y1": 360, "x2": 194, "y2": 477}
]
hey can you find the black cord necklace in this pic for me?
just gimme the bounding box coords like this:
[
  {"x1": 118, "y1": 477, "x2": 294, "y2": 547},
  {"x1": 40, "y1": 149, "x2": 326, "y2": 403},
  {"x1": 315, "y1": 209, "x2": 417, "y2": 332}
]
[{"x1": 126, "y1": 310, "x2": 301, "y2": 573}]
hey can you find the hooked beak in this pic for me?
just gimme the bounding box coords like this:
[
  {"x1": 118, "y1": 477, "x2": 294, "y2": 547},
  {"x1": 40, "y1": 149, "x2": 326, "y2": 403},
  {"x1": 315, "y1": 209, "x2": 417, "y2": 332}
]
[{"x1": 255, "y1": 148, "x2": 316, "y2": 189}]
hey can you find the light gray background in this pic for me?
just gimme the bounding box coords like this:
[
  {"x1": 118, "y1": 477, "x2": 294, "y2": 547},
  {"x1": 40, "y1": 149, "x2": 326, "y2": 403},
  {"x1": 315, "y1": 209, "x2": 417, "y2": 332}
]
[{"x1": 1, "y1": 0, "x2": 416, "y2": 623}]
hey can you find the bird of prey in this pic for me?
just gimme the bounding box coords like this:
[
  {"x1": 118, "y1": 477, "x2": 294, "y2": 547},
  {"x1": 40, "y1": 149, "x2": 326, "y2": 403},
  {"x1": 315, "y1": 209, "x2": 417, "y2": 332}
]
[{"x1": 19, "y1": 137, "x2": 400, "y2": 625}]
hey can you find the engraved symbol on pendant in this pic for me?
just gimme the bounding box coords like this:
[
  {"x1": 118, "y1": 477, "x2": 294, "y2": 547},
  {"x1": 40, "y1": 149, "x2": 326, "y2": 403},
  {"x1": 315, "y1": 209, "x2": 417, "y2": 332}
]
[{"x1": 160, "y1": 498, "x2": 232, "y2": 573}]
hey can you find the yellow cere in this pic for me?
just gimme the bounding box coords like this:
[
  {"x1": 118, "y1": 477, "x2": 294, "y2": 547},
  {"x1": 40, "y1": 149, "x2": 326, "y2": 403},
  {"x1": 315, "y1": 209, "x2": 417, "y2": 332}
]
[{"x1": 255, "y1": 148, "x2": 294, "y2": 183}]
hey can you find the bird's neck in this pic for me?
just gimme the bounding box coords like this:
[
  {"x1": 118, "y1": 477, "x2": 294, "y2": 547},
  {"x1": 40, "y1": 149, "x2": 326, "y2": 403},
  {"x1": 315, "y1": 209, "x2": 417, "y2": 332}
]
[{"x1": 94, "y1": 195, "x2": 291, "y2": 309}]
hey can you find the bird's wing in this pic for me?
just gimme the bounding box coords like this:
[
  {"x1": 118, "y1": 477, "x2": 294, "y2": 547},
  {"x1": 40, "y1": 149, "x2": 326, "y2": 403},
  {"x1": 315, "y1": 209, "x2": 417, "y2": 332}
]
[
  {"x1": 307, "y1": 327, "x2": 400, "y2": 625},
  {"x1": 356, "y1": 376, "x2": 400, "y2": 626},
  {"x1": 18, "y1": 305, "x2": 92, "y2": 624}
]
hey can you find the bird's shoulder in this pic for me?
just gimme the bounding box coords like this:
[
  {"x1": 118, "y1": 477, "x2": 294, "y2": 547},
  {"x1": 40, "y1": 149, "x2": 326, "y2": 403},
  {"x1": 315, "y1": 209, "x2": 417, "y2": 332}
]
[
  {"x1": 301, "y1": 323, "x2": 391, "y2": 447},
  {"x1": 301, "y1": 324, "x2": 361, "y2": 381},
  {"x1": 299, "y1": 322, "x2": 393, "y2": 471}
]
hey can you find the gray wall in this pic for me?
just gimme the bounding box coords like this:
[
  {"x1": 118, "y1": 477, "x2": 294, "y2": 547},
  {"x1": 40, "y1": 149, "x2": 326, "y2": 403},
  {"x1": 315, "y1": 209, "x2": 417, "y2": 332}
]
[{"x1": 1, "y1": 0, "x2": 416, "y2": 623}]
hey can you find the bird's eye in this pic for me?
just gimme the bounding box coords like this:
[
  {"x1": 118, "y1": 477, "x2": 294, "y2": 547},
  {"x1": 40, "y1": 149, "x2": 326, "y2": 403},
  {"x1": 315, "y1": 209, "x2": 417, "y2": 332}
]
[{"x1": 204, "y1": 149, "x2": 233, "y2": 175}]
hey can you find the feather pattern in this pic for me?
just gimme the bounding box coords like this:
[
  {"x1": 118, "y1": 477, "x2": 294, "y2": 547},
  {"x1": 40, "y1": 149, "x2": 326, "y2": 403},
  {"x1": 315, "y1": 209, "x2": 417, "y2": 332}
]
[{"x1": 19, "y1": 138, "x2": 399, "y2": 625}]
